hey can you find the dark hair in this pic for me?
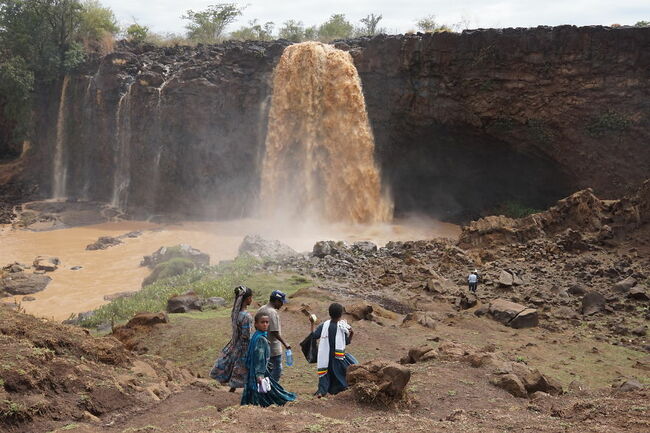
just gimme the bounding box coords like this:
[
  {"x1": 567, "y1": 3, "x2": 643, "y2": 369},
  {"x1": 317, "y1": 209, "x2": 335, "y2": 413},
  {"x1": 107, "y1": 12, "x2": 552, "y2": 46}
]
[
  {"x1": 234, "y1": 285, "x2": 253, "y2": 299},
  {"x1": 329, "y1": 303, "x2": 344, "y2": 320},
  {"x1": 254, "y1": 311, "x2": 270, "y2": 323}
]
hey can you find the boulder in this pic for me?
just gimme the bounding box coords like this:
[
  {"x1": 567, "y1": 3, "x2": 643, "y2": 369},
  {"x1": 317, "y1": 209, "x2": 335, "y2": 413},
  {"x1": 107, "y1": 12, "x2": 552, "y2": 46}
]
[
  {"x1": 346, "y1": 360, "x2": 411, "y2": 405},
  {"x1": 402, "y1": 345, "x2": 437, "y2": 364},
  {"x1": 345, "y1": 303, "x2": 374, "y2": 321},
  {"x1": 21, "y1": 296, "x2": 36, "y2": 302},
  {"x1": 612, "y1": 276, "x2": 637, "y2": 294},
  {"x1": 352, "y1": 241, "x2": 378, "y2": 254},
  {"x1": 488, "y1": 299, "x2": 527, "y2": 325},
  {"x1": 33, "y1": 256, "x2": 60, "y2": 272},
  {"x1": 142, "y1": 258, "x2": 196, "y2": 287},
  {"x1": 509, "y1": 308, "x2": 539, "y2": 329},
  {"x1": 237, "y1": 235, "x2": 297, "y2": 260},
  {"x1": 498, "y1": 270, "x2": 514, "y2": 287},
  {"x1": 474, "y1": 304, "x2": 489, "y2": 317},
  {"x1": 613, "y1": 378, "x2": 645, "y2": 392},
  {"x1": 511, "y1": 363, "x2": 563, "y2": 395},
  {"x1": 628, "y1": 286, "x2": 649, "y2": 301},
  {"x1": 567, "y1": 283, "x2": 588, "y2": 296},
  {"x1": 490, "y1": 373, "x2": 528, "y2": 398},
  {"x1": 402, "y1": 311, "x2": 437, "y2": 329},
  {"x1": 631, "y1": 326, "x2": 647, "y2": 337},
  {"x1": 454, "y1": 292, "x2": 477, "y2": 310},
  {"x1": 125, "y1": 312, "x2": 169, "y2": 327},
  {"x1": 312, "y1": 240, "x2": 349, "y2": 258},
  {"x1": 202, "y1": 297, "x2": 227, "y2": 309},
  {"x1": 141, "y1": 244, "x2": 209, "y2": 268},
  {"x1": 86, "y1": 236, "x2": 122, "y2": 251},
  {"x1": 2, "y1": 262, "x2": 29, "y2": 273},
  {"x1": 167, "y1": 292, "x2": 202, "y2": 313},
  {"x1": 0, "y1": 272, "x2": 52, "y2": 295},
  {"x1": 581, "y1": 291, "x2": 606, "y2": 315}
]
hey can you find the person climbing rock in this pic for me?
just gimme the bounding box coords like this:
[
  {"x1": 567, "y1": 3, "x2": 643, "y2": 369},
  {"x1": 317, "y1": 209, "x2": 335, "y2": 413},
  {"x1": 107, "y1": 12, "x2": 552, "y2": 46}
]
[
  {"x1": 241, "y1": 311, "x2": 296, "y2": 407},
  {"x1": 209, "y1": 286, "x2": 253, "y2": 392},
  {"x1": 310, "y1": 303, "x2": 358, "y2": 397},
  {"x1": 256, "y1": 290, "x2": 290, "y2": 382},
  {"x1": 468, "y1": 270, "x2": 479, "y2": 293}
]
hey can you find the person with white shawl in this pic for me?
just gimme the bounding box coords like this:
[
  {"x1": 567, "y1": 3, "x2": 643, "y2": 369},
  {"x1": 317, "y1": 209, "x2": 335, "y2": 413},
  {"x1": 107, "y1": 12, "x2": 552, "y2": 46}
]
[{"x1": 309, "y1": 303, "x2": 358, "y2": 397}]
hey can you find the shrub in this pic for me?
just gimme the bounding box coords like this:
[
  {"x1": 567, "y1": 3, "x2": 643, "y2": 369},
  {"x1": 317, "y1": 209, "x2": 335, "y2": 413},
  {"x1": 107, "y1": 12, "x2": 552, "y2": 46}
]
[
  {"x1": 586, "y1": 110, "x2": 631, "y2": 138},
  {"x1": 318, "y1": 14, "x2": 353, "y2": 41},
  {"x1": 183, "y1": 3, "x2": 243, "y2": 43},
  {"x1": 497, "y1": 201, "x2": 541, "y2": 219},
  {"x1": 126, "y1": 23, "x2": 150, "y2": 44}
]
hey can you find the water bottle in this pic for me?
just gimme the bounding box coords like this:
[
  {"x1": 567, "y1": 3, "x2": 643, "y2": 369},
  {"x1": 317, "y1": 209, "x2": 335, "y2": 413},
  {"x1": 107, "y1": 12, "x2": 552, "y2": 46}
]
[{"x1": 285, "y1": 349, "x2": 294, "y2": 367}]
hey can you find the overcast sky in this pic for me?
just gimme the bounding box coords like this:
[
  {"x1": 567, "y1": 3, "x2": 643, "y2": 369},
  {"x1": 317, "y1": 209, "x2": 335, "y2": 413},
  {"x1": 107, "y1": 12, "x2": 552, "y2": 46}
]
[{"x1": 102, "y1": 0, "x2": 649, "y2": 35}]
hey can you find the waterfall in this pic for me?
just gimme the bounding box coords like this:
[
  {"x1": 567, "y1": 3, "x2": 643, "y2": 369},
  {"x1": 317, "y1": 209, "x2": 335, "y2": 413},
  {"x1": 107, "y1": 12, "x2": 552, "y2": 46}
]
[
  {"x1": 52, "y1": 76, "x2": 70, "y2": 199},
  {"x1": 111, "y1": 83, "x2": 133, "y2": 210},
  {"x1": 80, "y1": 76, "x2": 95, "y2": 201},
  {"x1": 260, "y1": 42, "x2": 393, "y2": 223},
  {"x1": 149, "y1": 81, "x2": 167, "y2": 212}
]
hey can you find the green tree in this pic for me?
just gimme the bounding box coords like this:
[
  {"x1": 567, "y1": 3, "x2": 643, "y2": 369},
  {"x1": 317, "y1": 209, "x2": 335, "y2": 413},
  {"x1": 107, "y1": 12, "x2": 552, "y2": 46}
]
[
  {"x1": 126, "y1": 23, "x2": 150, "y2": 44},
  {"x1": 318, "y1": 14, "x2": 353, "y2": 41},
  {"x1": 634, "y1": 21, "x2": 649, "y2": 27},
  {"x1": 358, "y1": 13, "x2": 383, "y2": 36},
  {"x1": 182, "y1": 3, "x2": 243, "y2": 43},
  {"x1": 230, "y1": 19, "x2": 274, "y2": 41},
  {"x1": 304, "y1": 25, "x2": 318, "y2": 41},
  {"x1": 0, "y1": 56, "x2": 34, "y2": 148},
  {"x1": 416, "y1": 14, "x2": 453, "y2": 33},
  {"x1": 78, "y1": 0, "x2": 119, "y2": 52},
  {"x1": 278, "y1": 19, "x2": 305, "y2": 42}
]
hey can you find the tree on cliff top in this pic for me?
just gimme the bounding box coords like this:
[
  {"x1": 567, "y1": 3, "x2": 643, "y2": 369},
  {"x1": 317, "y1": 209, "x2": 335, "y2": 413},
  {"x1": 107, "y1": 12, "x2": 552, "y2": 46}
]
[
  {"x1": 183, "y1": 3, "x2": 243, "y2": 43},
  {"x1": 78, "y1": 0, "x2": 119, "y2": 54},
  {"x1": 416, "y1": 15, "x2": 453, "y2": 33},
  {"x1": 278, "y1": 20, "x2": 305, "y2": 42},
  {"x1": 318, "y1": 14, "x2": 354, "y2": 41},
  {"x1": 358, "y1": 13, "x2": 384, "y2": 36},
  {"x1": 230, "y1": 19, "x2": 275, "y2": 41}
]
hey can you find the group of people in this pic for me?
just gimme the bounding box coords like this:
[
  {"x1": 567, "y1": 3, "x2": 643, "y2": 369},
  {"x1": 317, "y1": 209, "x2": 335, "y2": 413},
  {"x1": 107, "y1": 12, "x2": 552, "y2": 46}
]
[{"x1": 210, "y1": 286, "x2": 357, "y2": 407}]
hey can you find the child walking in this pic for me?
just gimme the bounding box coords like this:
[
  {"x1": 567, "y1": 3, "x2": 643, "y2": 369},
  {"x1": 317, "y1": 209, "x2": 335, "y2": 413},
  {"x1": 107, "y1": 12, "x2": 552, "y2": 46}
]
[{"x1": 241, "y1": 311, "x2": 296, "y2": 407}]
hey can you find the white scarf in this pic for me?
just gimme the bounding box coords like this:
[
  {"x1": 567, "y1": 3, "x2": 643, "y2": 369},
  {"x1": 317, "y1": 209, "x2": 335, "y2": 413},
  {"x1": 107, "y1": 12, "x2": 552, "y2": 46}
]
[{"x1": 317, "y1": 319, "x2": 349, "y2": 376}]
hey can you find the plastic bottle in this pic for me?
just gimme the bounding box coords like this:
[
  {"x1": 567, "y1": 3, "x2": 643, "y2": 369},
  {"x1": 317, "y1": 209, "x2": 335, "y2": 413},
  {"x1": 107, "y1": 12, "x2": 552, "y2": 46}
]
[{"x1": 285, "y1": 349, "x2": 294, "y2": 366}]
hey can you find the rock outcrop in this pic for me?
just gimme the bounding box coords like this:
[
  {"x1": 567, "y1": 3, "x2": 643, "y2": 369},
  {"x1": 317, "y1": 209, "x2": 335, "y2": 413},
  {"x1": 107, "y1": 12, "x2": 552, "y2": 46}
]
[
  {"x1": 238, "y1": 235, "x2": 297, "y2": 260},
  {"x1": 0, "y1": 272, "x2": 52, "y2": 296},
  {"x1": 141, "y1": 245, "x2": 210, "y2": 268},
  {"x1": 346, "y1": 359, "x2": 411, "y2": 406}
]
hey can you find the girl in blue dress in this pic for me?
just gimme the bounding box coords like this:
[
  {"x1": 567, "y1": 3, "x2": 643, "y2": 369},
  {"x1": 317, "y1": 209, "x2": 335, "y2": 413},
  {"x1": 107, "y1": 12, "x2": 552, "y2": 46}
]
[
  {"x1": 210, "y1": 286, "x2": 253, "y2": 392},
  {"x1": 241, "y1": 311, "x2": 297, "y2": 407}
]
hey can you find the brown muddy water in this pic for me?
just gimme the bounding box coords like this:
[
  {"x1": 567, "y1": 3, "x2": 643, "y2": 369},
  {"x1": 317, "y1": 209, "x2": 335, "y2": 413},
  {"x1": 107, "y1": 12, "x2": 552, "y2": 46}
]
[{"x1": 0, "y1": 218, "x2": 459, "y2": 320}]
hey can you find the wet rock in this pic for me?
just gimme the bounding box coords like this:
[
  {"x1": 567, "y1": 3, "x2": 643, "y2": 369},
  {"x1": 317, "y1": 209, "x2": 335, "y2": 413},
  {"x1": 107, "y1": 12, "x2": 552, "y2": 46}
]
[
  {"x1": 628, "y1": 286, "x2": 649, "y2": 301},
  {"x1": 490, "y1": 373, "x2": 528, "y2": 398},
  {"x1": 238, "y1": 235, "x2": 297, "y2": 260},
  {"x1": 347, "y1": 359, "x2": 411, "y2": 405},
  {"x1": 141, "y1": 245, "x2": 209, "y2": 268},
  {"x1": 167, "y1": 292, "x2": 203, "y2": 314},
  {"x1": 0, "y1": 272, "x2": 52, "y2": 295},
  {"x1": 33, "y1": 256, "x2": 60, "y2": 272},
  {"x1": 581, "y1": 291, "x2": 606, "y2": 315},
  {"x1": 2, "y1": 262, "x2": 29, "y2": 273},
  {"x1": 510, "y1": 308, "x2": 539, "y2": 329},
  {"x1": 70, "y1": 266, "x2": 83, "y2": 271},
  {"x1": 21, "y1": 296, "x2": 36, "y2": 302},
  {"x1": 86, "y1": 236, "x2": 122, "y2": 251}
]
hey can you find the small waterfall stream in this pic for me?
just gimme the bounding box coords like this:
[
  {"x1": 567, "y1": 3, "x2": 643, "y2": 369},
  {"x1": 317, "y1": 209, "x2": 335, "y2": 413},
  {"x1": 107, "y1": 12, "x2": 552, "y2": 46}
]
[
  {"x1": 52, "y1": 76, "x2": 70, "y2": 199},
  {"x1": 111, "y1": 83, "x2": 134, "y2": 210}
]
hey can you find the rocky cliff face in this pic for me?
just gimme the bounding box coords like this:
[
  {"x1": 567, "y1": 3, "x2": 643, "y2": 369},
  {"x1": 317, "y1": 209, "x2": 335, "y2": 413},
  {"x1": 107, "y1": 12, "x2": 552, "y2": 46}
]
[{"x1": 9, "y1": 26, "x2": 650, "y2": 221}]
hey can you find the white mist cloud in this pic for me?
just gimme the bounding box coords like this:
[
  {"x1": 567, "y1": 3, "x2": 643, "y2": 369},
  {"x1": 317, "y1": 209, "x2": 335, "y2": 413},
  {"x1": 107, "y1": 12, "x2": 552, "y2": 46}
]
[{"x1": 102, "y1": 0, "x2": 649, "y2": 35}]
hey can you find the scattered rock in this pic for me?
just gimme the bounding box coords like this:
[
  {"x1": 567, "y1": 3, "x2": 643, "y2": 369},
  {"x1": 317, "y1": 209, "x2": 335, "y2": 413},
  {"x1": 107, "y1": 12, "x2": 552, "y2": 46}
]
[
  {"x1": 202, "y1": 297, "x2": 227, "y2": 309},
  {"x1": 631, "y1": 325, "x2": 647, "y2": 337},
  {"x1": 490, "y1": 373, "x2": 528, "y2": 398},
  {"x1": 510, "y1": 308, "x2": 539, "y2": 329},
  {"x1": 312, "y1": 240, "x2": 349, "y2": 258},
  {"x1": 0, "y1": 272, "x2": 52, "y2": 295},
  {"x1": 474, "y1": 304, "x2": 489, "y2": 317},
  {"x1": 70, "y1": 266, "x2": 83, "y2": 271},
  {"x1": 141, "y1": 244, "x2": 209, "y2": 268},
  {"x1": 346, "y1": 359, "x2": 411, "y2": 405},
  {"x1": 21, "y1": 296, "x2": 36, "y2": 302},
  {"x1": 125, "y1": 312, "x2": 169, "y2": 327},
  {"x1": 612, "y1": 276, "x2": 637, "y2": 294},
  {"x1": 167, "y1": 292, "x2": 202, "y2": 314},
  {"x1": 352, "y1": 241, "x2": 378, "y2": 254},
  {"x1": 402, "y1": 311, "x2": 437, "y2": 329},
  {"x1": 567, "y1": 284, "x2": 588, "y2": 296},
  {"x1": 613, "y1": 378, "x2": 644, "y2": 392},
  {"x1": 103, "y1": 291, "x2": 137, "y2": 301},
  {"x1": 238, "y1": 235, "x2": 297, "y2": 260},
  {"x1": 32, "y1": 256, "x2": 59, "y2": 272},
  {"x1": 86, "y1": 236, "x2": 122, "y2": 251},
  {"x1": 454, "y1": 292, "x2": 477, "y2": 310},
  {"x1": 581, "y1": 291, "x2": 606, "y2": 315},
  {"x1": 345, "y1": 303, "x2": 374, "y2": 321},
  {"x1": 628, "y1": 286, "x2": 649, "y2": 301},
  {"x1": 498, "y1": 270, "x2": 514, "y2": 287},
  {"x1": 401, "y1": 345, "x2": 437, "y2": 364},
  {"x1": 2, "y1": 262, "x2": 29, "y2": 273}
]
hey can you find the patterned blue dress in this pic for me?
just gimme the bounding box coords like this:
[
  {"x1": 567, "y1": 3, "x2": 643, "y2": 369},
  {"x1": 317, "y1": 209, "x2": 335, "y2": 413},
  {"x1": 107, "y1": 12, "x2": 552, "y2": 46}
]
[
  {"x1": 210, "y1": 310, "x2": 252, "y2": 388},
  {"x1": 241, "y1": 331, "x2": 296, "y2": 407}
]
